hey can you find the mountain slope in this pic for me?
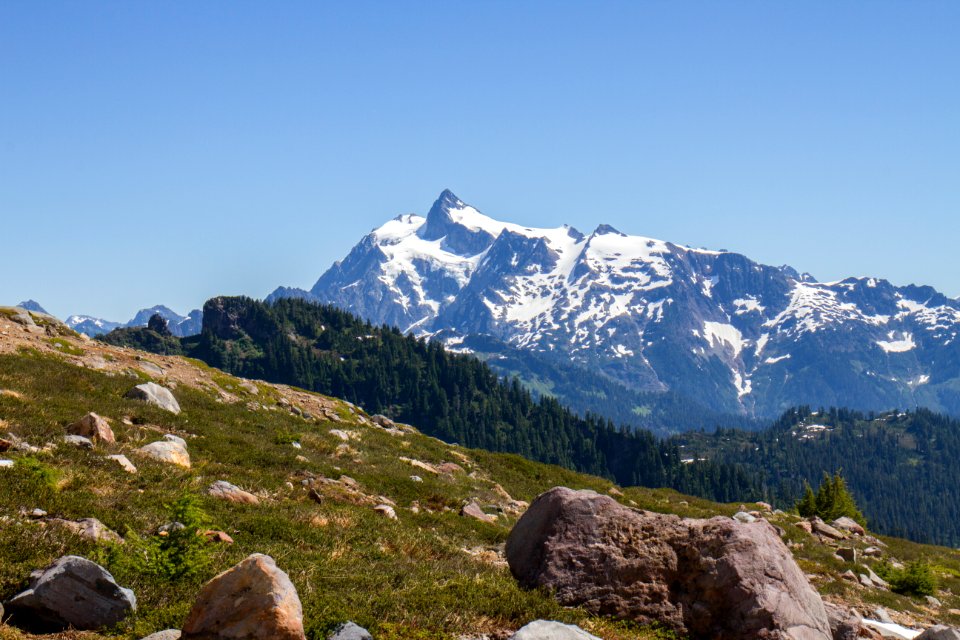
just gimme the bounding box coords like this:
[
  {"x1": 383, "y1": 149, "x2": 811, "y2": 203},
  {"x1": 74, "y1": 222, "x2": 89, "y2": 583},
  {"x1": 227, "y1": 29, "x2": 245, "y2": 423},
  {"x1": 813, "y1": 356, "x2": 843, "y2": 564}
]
[
  {"x1": 3, "y1": 307, "x2": 960, "y2": 639},
  {"x1": 274, "y1": 190, "x2": 960, "y2": 418}
]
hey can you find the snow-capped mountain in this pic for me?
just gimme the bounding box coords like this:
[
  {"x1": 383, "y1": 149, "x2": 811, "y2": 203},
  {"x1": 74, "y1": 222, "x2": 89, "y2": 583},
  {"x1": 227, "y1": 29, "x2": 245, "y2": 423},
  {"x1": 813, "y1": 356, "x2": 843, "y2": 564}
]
[
  {"x1": 66, "y1": 305, "x2": 202, "y2": 338},
  {"x1": 270, "y1": 190, "x2": 960, "y2": 418}
]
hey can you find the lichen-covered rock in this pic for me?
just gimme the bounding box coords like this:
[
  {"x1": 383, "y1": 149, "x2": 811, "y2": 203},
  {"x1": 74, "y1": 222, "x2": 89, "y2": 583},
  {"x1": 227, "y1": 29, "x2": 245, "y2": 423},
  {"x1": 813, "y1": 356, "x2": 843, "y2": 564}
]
[
  {"x1": 67, "y1": 412, "x2": 115, "y2": 443},
  {"x1": 5, "y1": 555, "x2": 136, "y2": 632},
  {"x1": 181, "y1": 554, "x2": 305, "y2": 640},
  {"x1": 137, "y1": 438, "x2": 190, "y2": 468},
  {"x1": 506, "y1": 487, "x2": 831, "y2": 640},
  {"x1": 328, "y1": 621, "x2": 373, "y2": 640},
  {"x1": 208, "y1": 480, "x2": 260, "y2": 505},
  {"x1": 509, "y1": 620, "x2": 600, "y2": 639},
  {"x1": 126, "y1": 382, "x2": 181, "y2": 414}
]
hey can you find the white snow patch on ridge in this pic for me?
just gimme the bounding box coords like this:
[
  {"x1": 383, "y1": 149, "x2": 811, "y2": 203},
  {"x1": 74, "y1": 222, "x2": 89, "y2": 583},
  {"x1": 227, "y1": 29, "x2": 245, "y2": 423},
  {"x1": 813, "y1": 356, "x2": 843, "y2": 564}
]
[
  {"x1": 877, "y1": 331, "x2": 916, "y2": 353},
  {"x1": 702, "y1": 321, "x2": 746, "y2": 358}
]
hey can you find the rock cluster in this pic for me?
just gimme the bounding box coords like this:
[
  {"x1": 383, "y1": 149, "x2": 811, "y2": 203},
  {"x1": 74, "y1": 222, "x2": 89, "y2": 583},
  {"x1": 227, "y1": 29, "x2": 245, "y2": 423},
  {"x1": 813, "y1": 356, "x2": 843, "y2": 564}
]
[{"x1": 506, "y1": 487, "x2": 832, "y2": 640}]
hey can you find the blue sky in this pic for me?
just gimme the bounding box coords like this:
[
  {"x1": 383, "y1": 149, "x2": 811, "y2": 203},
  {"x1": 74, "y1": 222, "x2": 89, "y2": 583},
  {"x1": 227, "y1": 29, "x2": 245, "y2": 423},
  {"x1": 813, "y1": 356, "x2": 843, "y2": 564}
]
[{"x1": 2, "y1": 2, "x2": 958, "y2": 320}]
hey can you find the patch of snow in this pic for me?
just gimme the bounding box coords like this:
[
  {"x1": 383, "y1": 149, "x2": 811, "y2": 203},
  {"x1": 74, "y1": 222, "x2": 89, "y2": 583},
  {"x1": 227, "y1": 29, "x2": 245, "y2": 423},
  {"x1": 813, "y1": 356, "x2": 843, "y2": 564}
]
[
  {"x1": 764, "y1": 354, "x2": 791, "y2": 364},
  {"x1": 861, "y1": 620, "x2": 920, "y2": 640},
  {"x1": 877, "y1": 331, "x2": 916, "y2": 353},
  {"x1": 702, "y1": 321, "x2": 746, "y2": 358},
  {"x1": 733, "y1": 297, "x2": 765, "y2": 314}
]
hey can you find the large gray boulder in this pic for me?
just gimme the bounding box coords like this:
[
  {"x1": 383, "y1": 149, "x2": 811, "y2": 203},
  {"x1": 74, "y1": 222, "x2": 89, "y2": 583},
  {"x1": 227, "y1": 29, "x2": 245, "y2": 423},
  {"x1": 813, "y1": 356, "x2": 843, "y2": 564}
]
[
  {"x1": 4, "y1": 555, "x2": 136, "y2": 631},
  {"x1": 509, "y1": 620, "x2": 600, "y2": 639},
  {"x1": 181, "y1": 554, "x2": 305, "y2": 640},
  {"x1": 328, "y1": 621, "x2": 373, "y2": 640},
  {"x1": 506, "y1": 487, "x2": 831, "y2": 640},
  {"x1": 141, "y1": 631, "x2": 182, "y2": 640},
  {"x1": 126, "y1": 382, "x2": 181, "y2": 414},
  {"x1": 917, "y1": 626, "x2": 960, "y2": 640}
]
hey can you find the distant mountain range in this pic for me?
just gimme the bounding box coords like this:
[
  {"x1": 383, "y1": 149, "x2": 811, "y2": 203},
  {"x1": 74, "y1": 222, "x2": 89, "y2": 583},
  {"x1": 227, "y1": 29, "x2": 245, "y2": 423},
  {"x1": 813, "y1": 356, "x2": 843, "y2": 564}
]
[
  {"x1": 65, "y1": 305, "x2": 202, "y2": 338},
  {"x1": 270, "y1": 189, "x2": 960, "y2": 419}
]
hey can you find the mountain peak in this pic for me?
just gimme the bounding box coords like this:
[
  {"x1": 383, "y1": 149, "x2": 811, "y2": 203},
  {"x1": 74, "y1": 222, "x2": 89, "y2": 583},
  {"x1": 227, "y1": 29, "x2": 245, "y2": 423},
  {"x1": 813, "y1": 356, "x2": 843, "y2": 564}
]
[
  {"x1": 16, "y1": 300, "x2": 48, "y2": 314},
  {"x1": 592, "y1": 223, "x2": 625, "y2": 237},
  {"x1": 420, "y1": 189, "x2": 466, "y2": 241}
]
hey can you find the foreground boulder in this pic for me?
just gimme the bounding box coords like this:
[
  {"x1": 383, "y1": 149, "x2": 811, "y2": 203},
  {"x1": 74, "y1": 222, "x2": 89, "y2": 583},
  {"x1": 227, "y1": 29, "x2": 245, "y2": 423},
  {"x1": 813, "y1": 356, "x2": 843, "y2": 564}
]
[
  {"x1": 67, "y1": 412, "x2": 116, "y2": 443},
  {"x1": 5, "y1": 555, "x2": 136, "y2": 632},
  {"x1": 181, "y1": 553, "x2": 305, "y2": 640},
  {"x1": 510, "y1": 620, "x2": 601, "y2": 639},
  {"x1": 823, "y1": 602, "x2": 862, "y2": 640},
  {"x1": 506, "y1": 487, "x2": 831, "y2": 640},
  {"x1": 126, "y1": 382, "x2": 181, "y2": 414},
  {"x1": 917, "y1": 626, "x2": 960, "y2": 640}
]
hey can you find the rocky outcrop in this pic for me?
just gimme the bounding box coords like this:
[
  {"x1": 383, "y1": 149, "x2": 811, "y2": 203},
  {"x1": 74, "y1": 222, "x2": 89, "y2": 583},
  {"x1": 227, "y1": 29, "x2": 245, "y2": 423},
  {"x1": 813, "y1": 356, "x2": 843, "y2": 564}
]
[
  {"x1": 67, "y1": 412, "x2": 116, "y2": 443},
  {"x1": 917, "y1": 626, "x2": 960, "y2": 639},
  {"x1": 509, "y1": 620, "x2": 601, "y2": 639},
  {"x1": 126, "y1": 382, "x2": 181, "y2": 414},
  {"x1": 506, "y1": 487, "x2": 831, "y2": 640},
  {"x1": 823, "y1": 603, "x2": 862, "y2": 640},
  {"x1": 208, "y1": 480, "x2": 260, "y2": 505},
  {"x1": 181, "y1": 554, "x2": 305, "y2": 640},
  {"x1": 4, "y1": 555, "x2": 136, "y2": 632}
]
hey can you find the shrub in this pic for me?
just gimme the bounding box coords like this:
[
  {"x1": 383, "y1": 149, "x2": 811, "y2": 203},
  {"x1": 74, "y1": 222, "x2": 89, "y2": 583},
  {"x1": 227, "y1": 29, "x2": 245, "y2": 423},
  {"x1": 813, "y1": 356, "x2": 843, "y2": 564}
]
[{"x1": 876, "y1": 560, "x2": 938, "y2": 597}]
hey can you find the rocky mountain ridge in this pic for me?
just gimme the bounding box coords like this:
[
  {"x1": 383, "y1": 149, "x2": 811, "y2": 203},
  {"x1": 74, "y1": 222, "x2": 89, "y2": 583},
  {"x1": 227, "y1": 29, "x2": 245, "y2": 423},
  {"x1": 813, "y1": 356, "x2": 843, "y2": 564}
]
[
  {"x1": 271, "y1": 190, "x2": 960, "y2": 418},
  {"x1": 65, "y1": 304, "x2": 203, "y2": 338}
]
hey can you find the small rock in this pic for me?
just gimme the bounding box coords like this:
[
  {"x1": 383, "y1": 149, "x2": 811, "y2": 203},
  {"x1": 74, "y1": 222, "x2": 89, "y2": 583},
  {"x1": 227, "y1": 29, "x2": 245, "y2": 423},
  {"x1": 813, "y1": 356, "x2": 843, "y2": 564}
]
[
  {"x1": 140, "y1": 631, "x2": 182, "y2": 640},
  {"x1": 756, "y1": 501, "x2": 774, "y2": 512},
  {"x1": 67, "y1": 412, "x2": 115, "y2": 444},
  {"x1": 832, "y1": 516, "x2": 866, "y2": 536},
  {"x1": 28, "y1": 508, "x2": 48, "y2": 518},
  {"x1": 63, "y1": 434, "x2": 94, "y2": 449},
  {"x1": 208, "y1": 480, "x2": 260, "y2": 505},
  {"x1": 811, "y1": 518, "x2": 847, "y2": 540},
  {"x1": 925, "y1": 596, "x2": 943, "y2": 608},
  {"x1": 836, "y1": 547, "x2": 857, "y2": 563},
  {"x1": 107, "y1": 454, "x2": 138, "y2": 474},
  {"x1": 200, "y1": 530, "x2": 234, "y2": 544},
  {"x1": 329, "y1": 429, "x2": 350, "y2": 441},
  {"x1": 328, "y1": 621, "x2": 373, "y2": 640},
  {"x1": 866, "y1": 567, "x2": 890, "y2": 589},
  {"x1": 371, "y1": 414, "x2": 395, "y2": 428},
  {"x1": 840, "y1": 570, "x2": 858, "y2": 582},
  {"x1": 5, "y1": 555, "x2": 136, "y2": 631},
  {"x1": 181, "y1": 554, "x2": 305, "y2": 640},
  {"x1": 308, "y1": 489, "x2": 323, "y2": 505},
  {"x1": 0, "y1": 437, "x2": 14, "y2": 452},
  {"x1": 0, "y1": 458, "x2": 14, "y2": 468},
  {"x1": 374, "y1": 504, "x2": 397, "y2": 520},
  {"x1": 873, "y1": 608, "x2": 894, "y2": 624},
  {"x1": 461, "y1": 501, "x2": 497, "y2": 524},
  {"x1": 410, "y1": 475, "x2": 423, "y2": 483},
  {"x1": 509, "y1": 620, "x2": 601, "y2": 640},
  {"x1": 863, "y1": 546, "x2": 883, "y2": 557},
  {"x1": 238, "y1": 381, "x2": 259, "y2": 395},
  {"x1": 291, "y1": 441, "x2": 302, "y2": 449},
  {"x1": 138, "y1": 361, "x2": 165, "y2": 377},
  {"x1": 49, "y1": 517, "x2": 123, "y2": 544},
  {"x1": 795, "y1": 520, "x2": 813, "y2": 533},
  {"x1": 125, "y1": 382, "x2": 181, "y2": 414},
  {"x1": 137, "y1": 439, "x2": 191, "y2": 468},
  {"x1": 437, "y1": 462, "x2": 464, "y2": 475},
  {"x1": 733, "y1": 511, "x2": 756, "y2": 524}
]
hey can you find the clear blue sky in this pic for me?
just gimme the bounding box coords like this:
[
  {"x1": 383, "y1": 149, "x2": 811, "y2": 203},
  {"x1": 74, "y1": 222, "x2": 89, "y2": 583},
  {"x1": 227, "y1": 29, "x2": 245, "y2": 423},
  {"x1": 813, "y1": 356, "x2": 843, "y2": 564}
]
[{"x1": 2, "y1": 2, "x2": 958, "y2": 320}]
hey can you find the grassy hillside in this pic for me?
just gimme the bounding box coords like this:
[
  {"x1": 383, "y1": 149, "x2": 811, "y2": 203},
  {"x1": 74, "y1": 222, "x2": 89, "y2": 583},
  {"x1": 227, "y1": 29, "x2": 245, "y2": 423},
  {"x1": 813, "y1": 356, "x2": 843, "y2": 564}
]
[{"x1": 2, "y1": 309, "x2": 960, "y2": 639}]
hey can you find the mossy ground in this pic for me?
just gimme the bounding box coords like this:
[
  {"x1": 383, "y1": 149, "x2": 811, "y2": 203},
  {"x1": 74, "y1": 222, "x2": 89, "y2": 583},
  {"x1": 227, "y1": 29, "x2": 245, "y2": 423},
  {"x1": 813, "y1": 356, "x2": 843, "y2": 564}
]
[{"x1": 2, "y1": 328, "x2": 960, "y2": 639}]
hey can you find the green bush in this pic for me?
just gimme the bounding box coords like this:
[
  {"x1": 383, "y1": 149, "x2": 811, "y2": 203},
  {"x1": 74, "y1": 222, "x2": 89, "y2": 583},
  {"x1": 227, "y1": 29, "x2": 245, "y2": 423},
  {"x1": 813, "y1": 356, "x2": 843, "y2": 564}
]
[
  {"x1": 104, "y1": 494, "x2": 215, "y2": 582},
  {"x1": 876, "y1": 560, "x2": 938, "y2": 597}
]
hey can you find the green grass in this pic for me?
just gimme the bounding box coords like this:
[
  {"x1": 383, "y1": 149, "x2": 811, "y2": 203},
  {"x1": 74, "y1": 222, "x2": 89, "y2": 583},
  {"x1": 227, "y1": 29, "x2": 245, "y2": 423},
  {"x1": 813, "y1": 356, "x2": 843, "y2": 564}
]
[{"x1": 0, "y1": 351, "x2": 675, "y2": 640}]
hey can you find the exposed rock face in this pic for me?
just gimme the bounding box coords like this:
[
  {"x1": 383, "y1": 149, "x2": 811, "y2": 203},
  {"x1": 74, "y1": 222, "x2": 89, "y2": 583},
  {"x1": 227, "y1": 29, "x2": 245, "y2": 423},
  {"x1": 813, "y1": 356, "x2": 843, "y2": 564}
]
[
  {"x1": 509, "y1": 620, "x2": 601, "y2": 639},
  {"x1": 67, "y1": 412, "x2": 116, "y2": 443},
  {"x1": 181, "y1": 554, "x2": 305, "y2": 640},
  {"x1": 823, "y1": 602, "x2": 862, "y2": 640},
  {"x1": 137, "y1": 436, "x2": 191, "y2": 468},
  {"x1": 328, "y1": 621, "x2": 373, "y2": 640},
  {"x1": 208, "y1": 480, "x2": 260, "y2": 505},
  {"x1": 126, "y1": 382, "x2": 181, "y2": 414},
  {"x1": 506, "y1": 487, "x2": 831, "y2": 640},
  {"x1": 5, "y1": 555, "x2": 136, "y2": 632}
]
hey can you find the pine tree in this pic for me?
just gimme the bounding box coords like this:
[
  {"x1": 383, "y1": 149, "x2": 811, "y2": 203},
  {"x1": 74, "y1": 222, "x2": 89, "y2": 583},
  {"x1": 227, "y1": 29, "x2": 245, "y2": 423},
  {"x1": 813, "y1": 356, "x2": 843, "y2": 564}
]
[{"x1": 796, "y1": 482, "x2": 817, "y2": 517}]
